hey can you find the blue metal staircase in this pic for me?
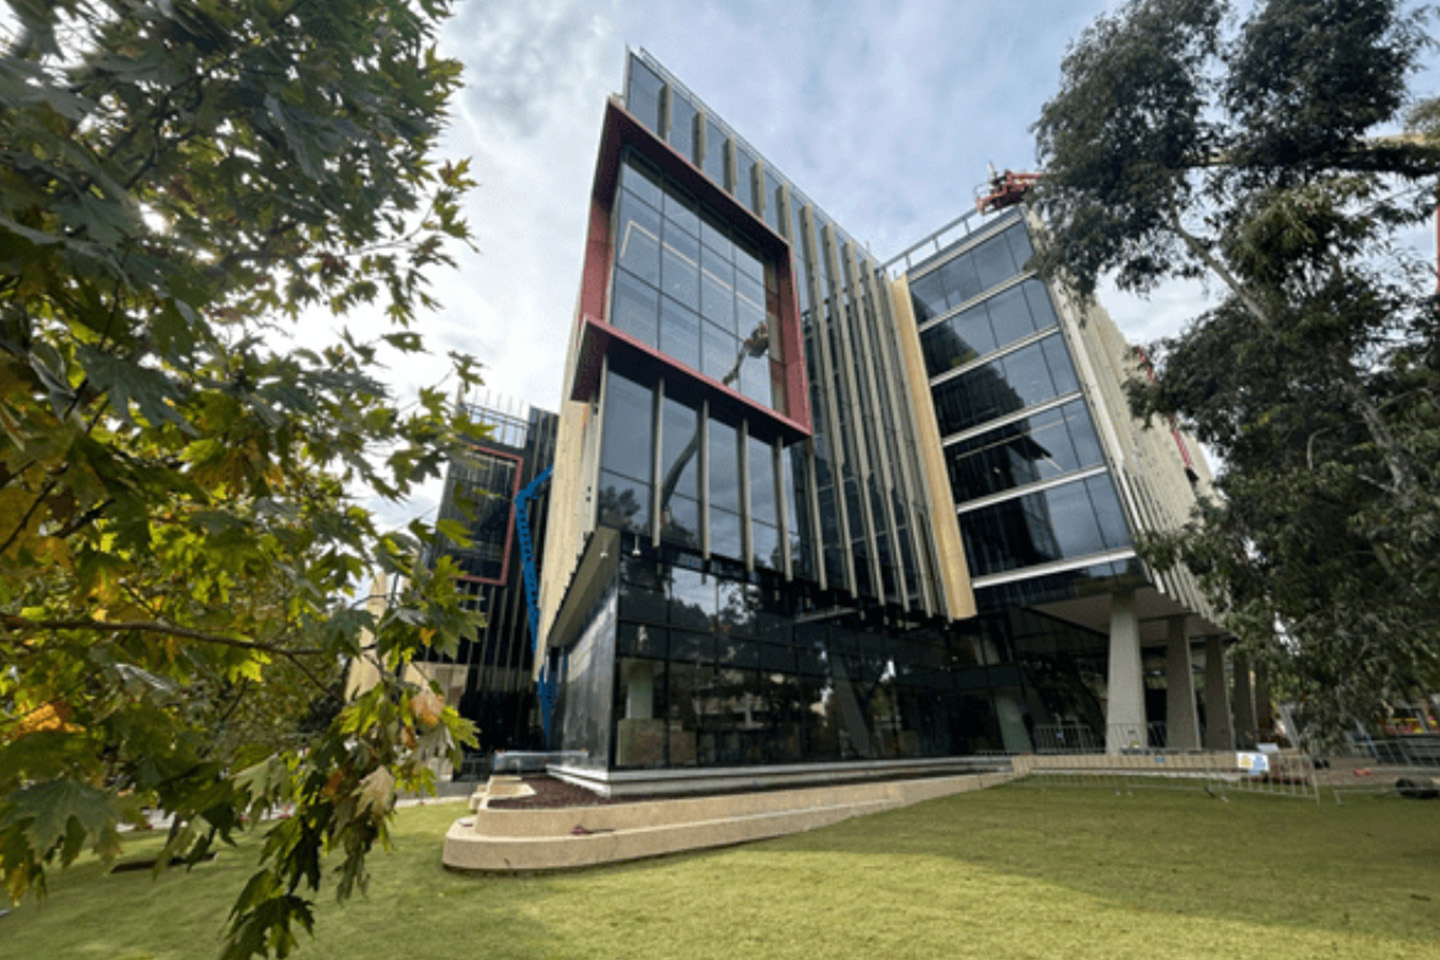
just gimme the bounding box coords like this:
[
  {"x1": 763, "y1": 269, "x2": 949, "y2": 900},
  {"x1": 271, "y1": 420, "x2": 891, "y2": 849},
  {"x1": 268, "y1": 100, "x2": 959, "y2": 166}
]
[{"x1": 514, "y1": 465, "x2": 556, "y2": 743}]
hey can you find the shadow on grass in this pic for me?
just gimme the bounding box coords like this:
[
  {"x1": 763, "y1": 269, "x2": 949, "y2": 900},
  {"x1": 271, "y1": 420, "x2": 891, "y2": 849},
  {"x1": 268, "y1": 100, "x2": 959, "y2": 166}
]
[{"x1": 751, "y1": 783, "x2": 1440, "y2": 944}]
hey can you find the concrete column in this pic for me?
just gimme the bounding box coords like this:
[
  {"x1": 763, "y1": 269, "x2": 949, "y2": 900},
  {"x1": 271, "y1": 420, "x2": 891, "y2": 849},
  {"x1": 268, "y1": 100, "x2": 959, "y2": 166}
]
[
  {"x1": 1254, "y1": 660, "x2": 1274, "y2": 735},
  {"x1": 1164, "y1": 616, "x2": 1200, "y2": 750},
  {"x1": 1232, "y1": 652, "x2": 1257, "y2": 745},
  {"x1": 1105, "y1": 589, "x2": 1146, "y2": 754},
  {"x1": 1203, "y1": 636, "x2": 1234, "y2": 751}
]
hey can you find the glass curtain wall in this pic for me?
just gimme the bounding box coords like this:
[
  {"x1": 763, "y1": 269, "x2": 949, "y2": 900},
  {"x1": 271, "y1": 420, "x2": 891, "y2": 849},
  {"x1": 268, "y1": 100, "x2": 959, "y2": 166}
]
[{"x1": 907, "y1": 216, "x2": 1136, "y2": 589}]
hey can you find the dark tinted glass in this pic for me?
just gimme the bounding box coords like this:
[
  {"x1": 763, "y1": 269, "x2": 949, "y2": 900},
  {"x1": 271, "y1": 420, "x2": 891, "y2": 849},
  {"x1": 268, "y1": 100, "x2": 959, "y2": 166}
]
[
  {"x1": 1042, "y1": 334, "x2": 1079, "y2": 396},
  {"x1": 985, "y1": 283, "x2": 1033, "y2": 346},
  {"x1": 752, "y1": 521, "x2": 780, "y2": 570},
  {"x1": 938, "y1": 252, "x2": 982, "y2": 306},
  {"x1": 748, "y1": 435, "x2": 777, "y2": 525},
  {"x1": 660, "y1": 395, "x2": 700, "y2": 499},
  {"x1": 670, "y1": 567, "x2": 716, "y2": 630},
  {"x1": 1000, "y1": 342, "x2": 1055, "y2": 408},
  {"x1": 601, "y1": 371, "x2": 653, "y2": 481},
  {"x1": 1086, "y1": 474, "x2": 1132, "y2": 548},
  {"x1": 909, "y1": 271, "x2": 947, "y2": 324},
  {"x1": 1024, "y1": 279, "x2": 1059, "y2": 327},
  {"x1": 598, "y1": 468, "x2": 650, "y2": 534},
  {"x1": 972, "y1": 233, "x2": 1017, "y2": 292},
  {"x1": 708, "y1": 418, "x2": 740, "y2": 513},
  {"x1": 711, "y1": 508, "x2": 742, "y2": 559},
  {"x1": 959, "y1": 474, "x2": 1133, "y2": 577},
  {"x1": 661, "y1": 493, "x2": 700, "y2": 548}
]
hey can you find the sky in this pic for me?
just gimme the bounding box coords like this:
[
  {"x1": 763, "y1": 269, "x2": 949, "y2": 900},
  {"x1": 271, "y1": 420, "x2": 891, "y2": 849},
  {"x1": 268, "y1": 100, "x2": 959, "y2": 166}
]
[{"x1": 363, "y1": 0, "x2": 1434, "y2": 529}]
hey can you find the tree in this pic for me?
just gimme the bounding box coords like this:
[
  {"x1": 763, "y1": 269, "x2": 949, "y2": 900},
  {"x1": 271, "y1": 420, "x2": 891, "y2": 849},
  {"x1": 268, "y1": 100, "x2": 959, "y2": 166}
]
[
  {"x1": 0, "y1": 1, "x2": 486, "y2": 956},
  {"x1": 1032, "y1": 0, "x2": 1440, "y2": 741}
]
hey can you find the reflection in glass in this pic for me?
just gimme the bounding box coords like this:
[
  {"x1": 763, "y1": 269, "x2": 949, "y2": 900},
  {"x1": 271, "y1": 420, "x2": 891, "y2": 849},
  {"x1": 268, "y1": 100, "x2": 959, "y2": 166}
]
[
  {"x1": 615, "y1": 657, "x2": 666, "y2": 768},
  {"x1": 600, "y1": 371, "x2": 653, "y2": 481},
  {"x1": 625, "y1": 60, "x2": 664, "y2": 137},
  {"x1": 659, "y1": 295, "x2": 701, "y2": 370},
  {"x1": 615, "y1": 191, "x2": 661, "y2": 286},
  {"x1": 702, "y1": 117, "x2": 727, "y2": 186},
  {"x1": 668, "y1": 93, "x2": 699, "y2": 164}
]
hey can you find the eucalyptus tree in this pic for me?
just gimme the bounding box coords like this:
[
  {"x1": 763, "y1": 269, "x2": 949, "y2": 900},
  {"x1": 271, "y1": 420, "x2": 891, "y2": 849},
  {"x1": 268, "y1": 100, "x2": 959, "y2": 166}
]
[{"x1": 1033, "y1": 0, "x2": 1440, "y2": 739}]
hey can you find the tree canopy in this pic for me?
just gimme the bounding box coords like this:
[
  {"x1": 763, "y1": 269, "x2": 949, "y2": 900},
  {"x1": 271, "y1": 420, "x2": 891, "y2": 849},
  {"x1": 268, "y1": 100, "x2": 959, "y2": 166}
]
[
  {"x1": 1033, "y1": 0, "x2": 1440, "y2": 740},
  {"x1": 0, "y1": 1, "x2": 485, "y2": 956}
]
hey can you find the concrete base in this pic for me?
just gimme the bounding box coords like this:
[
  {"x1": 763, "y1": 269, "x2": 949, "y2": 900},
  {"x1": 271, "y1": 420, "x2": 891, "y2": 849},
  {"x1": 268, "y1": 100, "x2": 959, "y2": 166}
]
[
  {"x1": 443, "y1": 770, "x2": 1015, "y2": 872},
  {"x1": 547, "y1": 755, "x2": 1006, "y2": 798}
]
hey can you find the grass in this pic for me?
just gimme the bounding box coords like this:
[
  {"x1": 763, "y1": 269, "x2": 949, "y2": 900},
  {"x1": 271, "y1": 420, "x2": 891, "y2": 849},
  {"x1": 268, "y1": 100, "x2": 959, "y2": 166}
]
[{"x1": 4, "y1": 784, "x2": 1439, "y2": 959}]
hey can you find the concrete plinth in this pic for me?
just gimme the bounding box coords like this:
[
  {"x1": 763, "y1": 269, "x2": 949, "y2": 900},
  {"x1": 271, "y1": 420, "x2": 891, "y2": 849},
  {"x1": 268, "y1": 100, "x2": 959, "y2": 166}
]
[
  {"x1": 1203, "y1": 636, "x2": 1234, "y2": 751},
  {"x1": 1164, "y1": 616, "x2": 1200, "y2": 750},
  {"x1": 1106, "y1": 589, "x2": 1146, "y2": 754}
]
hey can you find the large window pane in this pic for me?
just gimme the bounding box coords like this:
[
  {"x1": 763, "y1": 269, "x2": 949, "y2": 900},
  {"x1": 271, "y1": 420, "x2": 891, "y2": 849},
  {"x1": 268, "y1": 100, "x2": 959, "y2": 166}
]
[
  {"x1": 763, "y1": 169, "x2": 783, "y2": 233},
  {"x1": 909, "y1": 271, "x2": 948, "y2": 324},
  {"x1": 972, "y1": 234, "x2": 1017, "y2": 292},
  {"x1": 708, "y1": 419, "x2": 740, "y2": 513},
  {"x1": 735, "y1": 146, "x2": 758, "y2": 211},
  {"x1": 985, "y1": 283, "x2": 1033, "y2": 347},
  {"x1": 660, "y1": 395, "x2": 700, "y2": 500},
  {"x1": 615, "y1": 658, "x2": 666, "y2": 769},
  {"x1": 620, "y1": 153, "x2": 663, "y2": 209},
  {"x1": 615, "y1": 191, "x2": 661, "y2": 286},
  {"x1": 659, "y1": 295, "x2": 701, "y2": 370},
  {"x1": 699, "y1": 248, "x2": 735, "y2": 330},
  {"x1": 611, "y1": 269, "x2": 659, "y2": 347},
  {"x1": 702, "y1": 320, "x2": 736, "y2": 382},
  {"x1": 669, "y1": 568, "x2": 715, "y2": 631},
  {"x1": 601, "y1": 371, "x2": 653, "y2": 481},
  {"x1": 625, "y1": 58, "x2": 664, "y2": 137},
  {"x1": 1002, "y1": 341, "x2": 1057, "y2": 408},
  {"x1": 661, "y1": 224, "x2": 700, "y2": 310},
  {"x1": 668, "y1": 93, "x2": 699, "y2": 164},
  {"x1": 938, "y1": 252, "x2": 982, "y2": 306},
  {"x1": 748, "y1": 435, "x2": 777, "y2": 526},
  {"x1": 1042, "y1": 334, "x2": 1080, "y2": 396},
  {"x1": 702, "y1": 117, "x2": 727, "y2": 186},
  {"x1": 598, "y1": 469, "x2": 650, "y2": 535},
  {"x1": 711, "y1": 508, "x2": 742, "y2": 559},
  {"x1": 663, "y1": 183, "x2": 699, "y2": 238}
]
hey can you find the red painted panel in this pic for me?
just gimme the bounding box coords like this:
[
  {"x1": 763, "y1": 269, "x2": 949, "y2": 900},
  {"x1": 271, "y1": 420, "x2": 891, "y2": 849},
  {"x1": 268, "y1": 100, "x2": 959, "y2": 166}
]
[{"x1": 569, "y1": 100, "x2": 812, "y2": 440}]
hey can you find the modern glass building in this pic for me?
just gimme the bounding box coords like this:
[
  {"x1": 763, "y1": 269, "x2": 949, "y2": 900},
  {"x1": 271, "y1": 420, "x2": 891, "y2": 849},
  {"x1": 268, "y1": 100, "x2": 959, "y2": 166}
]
[
  {"x1": 412, "y1": 395, "x2": 559, "y2": 760},
  {"x1": 532, "y1": 51, "x2": 1228, "y2": 792}
]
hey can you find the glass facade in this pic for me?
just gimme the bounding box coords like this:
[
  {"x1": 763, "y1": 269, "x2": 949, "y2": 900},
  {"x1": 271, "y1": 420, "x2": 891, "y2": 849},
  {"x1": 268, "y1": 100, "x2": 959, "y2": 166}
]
[
  {"x1": 542, "y1": 51, "x2": 1192, "y2": 775},
  {"x1": 422, "y1": 400, "x2": 559, "y2": 758},
  {"x1": 558, "y1": 557, "x2": 1117, "y2": 768},
  {"x1": 611, "y1": 152, "x2": 782, "y2": 413}
]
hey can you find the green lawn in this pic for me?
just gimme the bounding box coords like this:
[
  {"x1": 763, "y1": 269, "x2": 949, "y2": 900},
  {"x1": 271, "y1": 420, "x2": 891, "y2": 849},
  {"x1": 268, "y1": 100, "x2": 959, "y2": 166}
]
[{"x1": 5, "y1": 784, "x2": 1439, "y2": 959}]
